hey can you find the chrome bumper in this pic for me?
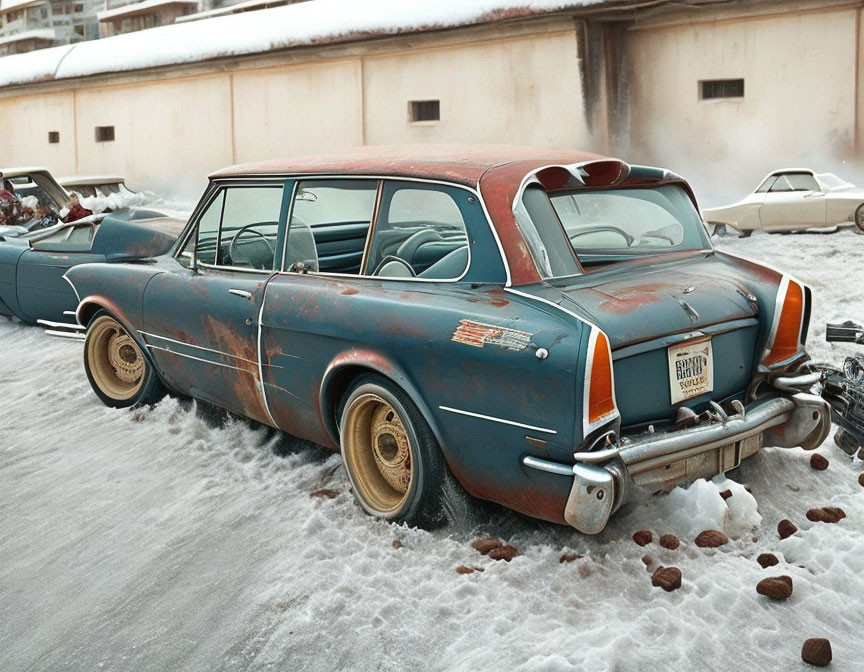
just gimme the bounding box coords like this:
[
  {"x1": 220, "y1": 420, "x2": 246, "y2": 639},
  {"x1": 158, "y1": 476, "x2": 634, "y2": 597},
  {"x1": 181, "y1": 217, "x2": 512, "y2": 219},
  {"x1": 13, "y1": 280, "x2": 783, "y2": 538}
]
[{"x1": 523, "y1": 384, "x2": 831, "y2": 534}]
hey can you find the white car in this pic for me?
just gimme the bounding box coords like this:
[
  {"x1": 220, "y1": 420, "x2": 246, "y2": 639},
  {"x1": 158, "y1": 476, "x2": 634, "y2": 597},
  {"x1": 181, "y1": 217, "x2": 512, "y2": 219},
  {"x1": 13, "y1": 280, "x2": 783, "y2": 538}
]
[
  {"x1": 59, "y1": 175, "x2": 149, "y2": 211},
  {"x1": 702, "y1": 169, "x2": 864, "y2": 236}
]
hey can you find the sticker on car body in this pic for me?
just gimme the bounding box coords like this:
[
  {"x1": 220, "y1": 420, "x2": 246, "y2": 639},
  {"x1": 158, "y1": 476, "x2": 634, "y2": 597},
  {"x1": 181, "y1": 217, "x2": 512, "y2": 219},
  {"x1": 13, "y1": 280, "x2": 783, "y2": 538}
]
[
  {"x1": 452, "y1": 320, "x2": 532, "y2": 351},
  {"x1": 668, "y1": 337, "x2": 714, "y2": 404}
]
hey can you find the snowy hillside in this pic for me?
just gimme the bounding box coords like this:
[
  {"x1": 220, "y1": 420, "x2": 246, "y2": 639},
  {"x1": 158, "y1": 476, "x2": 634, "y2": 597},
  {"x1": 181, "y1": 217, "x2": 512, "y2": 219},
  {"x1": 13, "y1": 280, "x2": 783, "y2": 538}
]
[{"x1": 0, "y1": 229, "x2": 862, "y2": 671}]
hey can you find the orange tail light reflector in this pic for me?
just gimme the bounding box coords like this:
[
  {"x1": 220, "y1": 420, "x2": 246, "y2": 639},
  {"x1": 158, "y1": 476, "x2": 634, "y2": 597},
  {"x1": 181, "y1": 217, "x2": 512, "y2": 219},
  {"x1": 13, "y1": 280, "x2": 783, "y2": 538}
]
[
  {"x1": 763, "y1": 279, "x2": 804, "y2": 367},
  {"x1": 585, "y1": 329, "x2": 618, "y2": 432}
]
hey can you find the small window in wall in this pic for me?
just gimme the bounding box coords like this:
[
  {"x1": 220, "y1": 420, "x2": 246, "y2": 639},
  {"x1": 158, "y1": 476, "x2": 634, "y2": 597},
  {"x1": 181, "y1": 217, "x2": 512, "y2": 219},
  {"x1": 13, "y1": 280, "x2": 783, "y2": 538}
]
[
  {"x1": 48, "y1": 131, "x2": 59, "y2": 144},
  {"x1": 409, "y1": 100, "x2": 440, "y2": 123},
  {"x1": 700, "y1": 79, "x2": 744, "y2": 100},
  {"x1": 95, "y1": 126, "x2": 115, "y2": 142}
]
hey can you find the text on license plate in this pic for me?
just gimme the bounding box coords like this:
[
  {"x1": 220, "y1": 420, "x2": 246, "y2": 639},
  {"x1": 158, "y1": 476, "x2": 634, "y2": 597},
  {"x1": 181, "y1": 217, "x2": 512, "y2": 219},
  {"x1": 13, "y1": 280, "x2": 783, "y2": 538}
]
[{"x1": 667, "y1": 338, "x2": 714, "y2": 405}]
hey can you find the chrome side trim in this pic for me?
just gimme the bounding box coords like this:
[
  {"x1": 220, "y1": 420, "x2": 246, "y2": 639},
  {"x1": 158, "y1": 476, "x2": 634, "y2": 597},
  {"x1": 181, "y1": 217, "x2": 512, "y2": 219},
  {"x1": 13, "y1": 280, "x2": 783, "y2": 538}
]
[
  {"x1": 140, "y1": 331, "x2": 260, "y2": 366},
  {"x1": 44, "y1": 329, "x2": 85, "y2": 340},
  {"x1": 502, "y1": 287, "x2": 597, "y2": 331},
  {"x1": 522, "y1": 455, "x2": 572, "y2": 475},
  {"x1": 37, "y1": 319, "x2": 83, "y2": 330},
  {"x1": 228, "y1": 288, "x2": 253, "y2": 299},
  {"x1": 438, "y1": 405, "x2": 557, "y2": 435},
  {"x1": 146, "y1": 344, "x2": 252, "y2": 373},
  {"x1": 257, "y1": 290, "x2": 278, "y2": 427}
]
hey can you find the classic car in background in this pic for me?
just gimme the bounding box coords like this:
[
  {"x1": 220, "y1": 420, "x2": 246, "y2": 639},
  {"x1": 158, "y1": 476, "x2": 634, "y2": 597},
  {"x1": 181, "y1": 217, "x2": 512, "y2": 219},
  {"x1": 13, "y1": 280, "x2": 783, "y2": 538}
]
[
  {"x1": 703, "y1": 169, "x2": 864, "y2": 236},
  {"x1": 59, "y1": 175, "x2": 150, "y2": 211},
  {"x1": 66, "y1": 146, "x2": 831, "y2": 533},
  {"x1": 0, "y1": 167, "x2": 164, "y2": 238},
  {"x1": 0, "y1": 215, "x2": 184, "y2": 328}
]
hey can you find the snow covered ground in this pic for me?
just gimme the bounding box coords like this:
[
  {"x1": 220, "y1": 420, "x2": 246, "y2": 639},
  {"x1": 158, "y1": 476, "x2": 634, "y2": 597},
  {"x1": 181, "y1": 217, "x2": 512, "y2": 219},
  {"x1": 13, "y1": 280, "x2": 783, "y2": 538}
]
[{"x1": 1, "y1": 229, "x2": 863, "y2": 671}]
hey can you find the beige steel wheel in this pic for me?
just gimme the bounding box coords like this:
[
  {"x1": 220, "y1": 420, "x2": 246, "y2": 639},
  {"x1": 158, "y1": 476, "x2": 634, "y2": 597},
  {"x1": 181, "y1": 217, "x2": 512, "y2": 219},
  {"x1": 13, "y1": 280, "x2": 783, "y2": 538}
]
[
  {"x1": 339, "y1": 375, "x2": 450, "y2": 526},
  {"x1": 342, "y1": 392, "x2": 414, "y2": 515},
  {"x1": 83, "y1": 311, "x2": 165, "y2": 408}
]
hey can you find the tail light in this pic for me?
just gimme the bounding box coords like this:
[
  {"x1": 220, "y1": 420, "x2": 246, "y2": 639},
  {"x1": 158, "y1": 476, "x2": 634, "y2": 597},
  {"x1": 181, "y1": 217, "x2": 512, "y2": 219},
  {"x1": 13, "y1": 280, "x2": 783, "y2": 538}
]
[
  {"x1": 583, "y1": 328, "x2": 619, "y2": 435},
  {"x1": 762, "y1": 277, "x2": 807, "y2": 368}
]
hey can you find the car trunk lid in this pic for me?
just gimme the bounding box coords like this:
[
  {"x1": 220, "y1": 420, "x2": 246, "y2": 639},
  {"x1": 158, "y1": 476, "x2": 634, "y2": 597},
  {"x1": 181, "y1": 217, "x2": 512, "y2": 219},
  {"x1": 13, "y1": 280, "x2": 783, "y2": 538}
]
[{"x1": 519, "y1": 253, "x2": 762, "y2": 428}]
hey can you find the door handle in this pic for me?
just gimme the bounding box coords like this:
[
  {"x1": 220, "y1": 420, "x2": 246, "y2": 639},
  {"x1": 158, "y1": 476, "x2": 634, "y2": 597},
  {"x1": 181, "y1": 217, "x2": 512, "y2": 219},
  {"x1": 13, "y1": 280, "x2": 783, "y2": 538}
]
[{"x1": 228, "y1": 288, "x2": 253, "y2": 300}]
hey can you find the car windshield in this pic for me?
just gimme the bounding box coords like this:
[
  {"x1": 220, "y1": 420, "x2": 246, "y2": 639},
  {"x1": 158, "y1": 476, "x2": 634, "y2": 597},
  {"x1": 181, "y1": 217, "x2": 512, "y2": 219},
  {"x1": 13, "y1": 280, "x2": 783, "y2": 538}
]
[{"x1": 518, "y1": 184, "x2": 711, "y2": 276}]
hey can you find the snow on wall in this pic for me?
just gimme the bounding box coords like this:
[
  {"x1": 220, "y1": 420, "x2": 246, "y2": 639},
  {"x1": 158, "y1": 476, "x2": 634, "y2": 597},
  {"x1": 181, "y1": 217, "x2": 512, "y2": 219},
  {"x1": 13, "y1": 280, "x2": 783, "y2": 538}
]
[{"x1": 0, "y1": 0, "x2": 604, "y2": 89}]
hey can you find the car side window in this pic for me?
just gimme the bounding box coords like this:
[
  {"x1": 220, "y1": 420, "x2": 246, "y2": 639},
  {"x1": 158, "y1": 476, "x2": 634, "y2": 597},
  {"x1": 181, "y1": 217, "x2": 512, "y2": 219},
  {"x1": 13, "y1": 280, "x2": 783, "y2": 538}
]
[
  {"x1": 284, "y1": 180, "x2": 378, "y2": 274},
  {"x1": 218, "y1": 186, "x2": 283, "y2": 270},
  {"x1": 365, "y1": 184, "x2": 470, "y2": 280},
  {"x1": 178, "y1": 185, "x2": 283, "y2": 271},
  {"x1": 769, "y1": 174, "x2": 819, "y2": 193},
  {"x1": 755, "y1": 176, "x2": 777, "y2": 193}
]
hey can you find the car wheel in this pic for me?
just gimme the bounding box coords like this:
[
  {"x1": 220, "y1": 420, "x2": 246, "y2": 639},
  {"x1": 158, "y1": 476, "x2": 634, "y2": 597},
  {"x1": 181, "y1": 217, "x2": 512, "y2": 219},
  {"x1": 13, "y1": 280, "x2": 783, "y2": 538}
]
[
  {"x1": 84, "y1": 310, "x2": 165, "y2": 408},
  {"x1": 339, "y1": 375, "x2": 448, "y2": 527},
  {"x1": 854, "y1": 205, "x2": 864, "y2": 234},
  {"x1": 739, "y1": 229, "x2": 752, "y2": 238}
]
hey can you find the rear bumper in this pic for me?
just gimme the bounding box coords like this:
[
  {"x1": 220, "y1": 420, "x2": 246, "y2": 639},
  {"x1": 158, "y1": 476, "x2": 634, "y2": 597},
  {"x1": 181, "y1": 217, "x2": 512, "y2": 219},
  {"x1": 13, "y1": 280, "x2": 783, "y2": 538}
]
[{"x1": 523, "y1": 381, "x2": 831, "y2": 534}]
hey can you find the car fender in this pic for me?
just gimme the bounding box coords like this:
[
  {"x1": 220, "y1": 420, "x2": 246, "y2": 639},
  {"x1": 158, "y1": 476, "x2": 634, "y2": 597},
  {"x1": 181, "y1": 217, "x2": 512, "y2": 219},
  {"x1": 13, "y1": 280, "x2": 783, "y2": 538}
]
[
  {"x1": 318, "y1": 347, "x2": 445, "y2": 451},
  {"x1": 65, "y1": 261, "x2": 165, "y2": 331}
]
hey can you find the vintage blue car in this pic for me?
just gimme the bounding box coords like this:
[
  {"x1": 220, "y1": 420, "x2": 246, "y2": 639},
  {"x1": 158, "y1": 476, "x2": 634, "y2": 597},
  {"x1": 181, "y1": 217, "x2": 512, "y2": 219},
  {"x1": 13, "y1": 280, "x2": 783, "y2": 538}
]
[
  {"x1": 0, "y1": 215, "x2": 183, "y2": 328},
  {"x1": 65, "y1": 146, "x2": 831, "y2": 533}
]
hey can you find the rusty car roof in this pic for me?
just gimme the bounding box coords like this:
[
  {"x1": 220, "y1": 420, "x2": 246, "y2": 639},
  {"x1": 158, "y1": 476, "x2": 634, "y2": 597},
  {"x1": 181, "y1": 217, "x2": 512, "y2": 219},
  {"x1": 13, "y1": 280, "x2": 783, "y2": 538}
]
[
  {"x1": 209, "y1": 145, "x2": 698, "y2": 287},
  {"x1": 209, "y1": 145, "x2": 607, "y2": 186}
]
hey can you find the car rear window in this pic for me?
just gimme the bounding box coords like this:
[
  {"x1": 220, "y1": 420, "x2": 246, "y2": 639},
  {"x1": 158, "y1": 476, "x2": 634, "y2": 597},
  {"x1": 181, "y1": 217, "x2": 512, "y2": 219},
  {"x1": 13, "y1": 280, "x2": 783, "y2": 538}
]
[{"x1": 519, "y1": 184, "x2": 711, "y2": 276}]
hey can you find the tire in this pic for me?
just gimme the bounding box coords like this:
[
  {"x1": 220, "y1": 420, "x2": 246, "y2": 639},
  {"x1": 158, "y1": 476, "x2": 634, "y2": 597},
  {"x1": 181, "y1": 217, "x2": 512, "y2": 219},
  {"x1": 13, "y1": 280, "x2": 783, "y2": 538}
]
[
  {"x1": 854, "y1": 204, "x2": 864, "y2": 234},
  {"x1": 738, "y1": 228, "x2": 753, "y2": 238},
  {"x1": 83, "y1": 310, "x2": 166, "y2": 408},
  {"x1": 339, "y1": 374, "x2": 448, "y2": 527}
]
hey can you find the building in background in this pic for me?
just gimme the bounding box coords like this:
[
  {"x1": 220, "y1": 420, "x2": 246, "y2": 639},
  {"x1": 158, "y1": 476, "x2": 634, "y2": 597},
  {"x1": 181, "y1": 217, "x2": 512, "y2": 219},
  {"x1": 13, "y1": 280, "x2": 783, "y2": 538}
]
[
  {"x1": 97, "y1": 0, "x2": 198, "y2": 37},
  {"x1": 0, "y1": 0, "x2": 860, "y2": 204},
  {"x1": 0, "y1": 0, "x2": 308, "y2": 49},
  {"x1": 0, "y1": 0, "x2": 99, "y2": 55}
]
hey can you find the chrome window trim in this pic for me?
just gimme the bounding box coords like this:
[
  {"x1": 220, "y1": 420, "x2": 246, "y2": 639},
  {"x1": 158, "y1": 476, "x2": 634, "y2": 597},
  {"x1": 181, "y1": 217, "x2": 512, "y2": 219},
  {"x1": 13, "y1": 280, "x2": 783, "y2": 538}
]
[
  {"x1": 173, "y1": 178, "x2": 288, "y2": 267},
  {"x1": 239, "y1": 173, "x2": 506, "y2": 285}
]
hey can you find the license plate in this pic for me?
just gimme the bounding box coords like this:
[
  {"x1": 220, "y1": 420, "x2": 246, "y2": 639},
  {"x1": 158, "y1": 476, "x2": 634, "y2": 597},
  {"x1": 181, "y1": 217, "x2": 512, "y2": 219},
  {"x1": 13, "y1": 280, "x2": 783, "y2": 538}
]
[{"x1": 668, "y1": 338, "x2": 714, "y2": 404}]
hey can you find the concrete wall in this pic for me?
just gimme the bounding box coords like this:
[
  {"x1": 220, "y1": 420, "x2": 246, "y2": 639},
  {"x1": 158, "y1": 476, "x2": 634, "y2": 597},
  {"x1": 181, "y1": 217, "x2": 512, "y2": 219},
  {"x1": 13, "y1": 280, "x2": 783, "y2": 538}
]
[
  {"x1": 362, "y1": 30, "x2": 587, "y2": 148},
  {"x1": 627, "y1": 4, "x2": 861, "y2": 205},
  {"x1": 232, "y1": 59, "x2": 363, "y2": 164},
  {"x1": 2, "y1": 91, "x2": 77, "y2": 176},
  {"x1": 0, "y1": 24, "x2": 591, "y2": 197},
  {"x1": 73, "y1": 74, "x2": 234, "y2": 192}
]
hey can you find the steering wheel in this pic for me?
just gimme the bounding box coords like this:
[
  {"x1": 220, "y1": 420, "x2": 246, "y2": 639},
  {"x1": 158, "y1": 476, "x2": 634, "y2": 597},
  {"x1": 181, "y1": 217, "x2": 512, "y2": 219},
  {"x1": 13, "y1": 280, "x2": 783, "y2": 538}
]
[{"x1": 228, "y1": 223, "x2": 275, "y2": 266}]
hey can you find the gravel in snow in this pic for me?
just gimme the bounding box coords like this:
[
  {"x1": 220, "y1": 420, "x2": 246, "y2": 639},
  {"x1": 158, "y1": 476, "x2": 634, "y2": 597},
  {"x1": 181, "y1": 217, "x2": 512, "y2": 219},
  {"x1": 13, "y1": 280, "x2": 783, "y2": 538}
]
[{"x1": 1, "y1": 228, "x2": 863, "y2": 671}]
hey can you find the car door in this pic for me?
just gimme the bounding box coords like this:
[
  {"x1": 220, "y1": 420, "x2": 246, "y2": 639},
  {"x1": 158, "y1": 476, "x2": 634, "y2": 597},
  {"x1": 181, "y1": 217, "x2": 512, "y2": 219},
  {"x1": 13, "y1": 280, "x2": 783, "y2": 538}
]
[
  {"x1": 16, "y1": 222, "x2": 104, "y2": 324},
  {"x1": 759, "y1": 173, "x2": 826, "y2": 230},
  {"x1": 259, "y1": 178, "x2": 490, "y2": 447},
  {"x1": 141, "y1": 180, "x2": 288, "y2": 426}
]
